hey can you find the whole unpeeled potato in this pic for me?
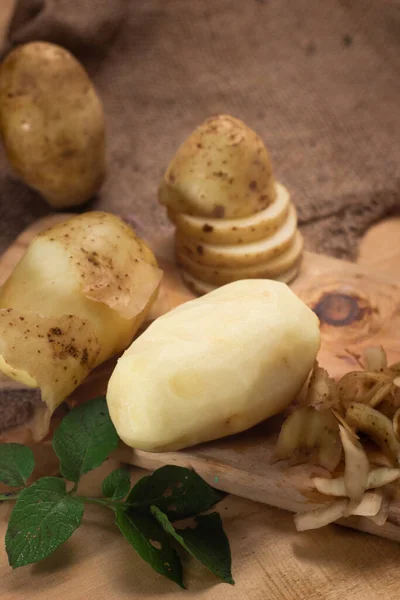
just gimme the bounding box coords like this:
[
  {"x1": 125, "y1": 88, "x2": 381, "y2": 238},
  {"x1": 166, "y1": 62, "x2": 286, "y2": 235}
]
[
  {"x1": 0, "y1": 42, "x2": 106, "y2": 208},
  {"x1": 107, "y1": 279, "x2": 320, "y2": 452}
]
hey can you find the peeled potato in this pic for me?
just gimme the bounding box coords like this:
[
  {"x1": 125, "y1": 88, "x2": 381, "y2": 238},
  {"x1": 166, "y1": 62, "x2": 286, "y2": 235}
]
[
  {"x1": 168, "y1": 182, "x2": 290, "y2": 245},
  {"x1": 176, "y1": 203, "x2": 297, "y2": 268},
  {"x1": 0, "y1": 42, "x2": 106, "y2": 208},
  {"x1": 107, "y1": 279, "x2": 320, "y2": 452},
  {"x1": 0, "y1": 212, "x2": 162, "y2": 430},
  {"x1": 159, "y1": 114, "x2": 276, "y2": 219},
  {"x1": 177, "y1": 231, "x2": 303, "y2": 286},
  {"x1": 180, "y1": 264, "x2": 301, "y2": 296}
]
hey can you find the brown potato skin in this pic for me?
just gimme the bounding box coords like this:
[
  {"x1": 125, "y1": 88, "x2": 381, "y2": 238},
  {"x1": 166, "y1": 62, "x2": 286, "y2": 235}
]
[
  {"x1": 159, "y1": 114, "x2": 276, "y2": 219},
  {"x1": 0, "y1": 42, "x2": 106, "y2": 208}
]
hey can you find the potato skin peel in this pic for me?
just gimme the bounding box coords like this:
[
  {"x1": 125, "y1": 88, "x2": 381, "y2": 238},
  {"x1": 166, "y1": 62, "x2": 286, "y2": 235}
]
[
  {"x1": 0, "y1": 311, "x2": 100, "y2": 415},
  {"x1": 107, "y1": 279, "x2": 320, "y2": 452},
  {"x1": 0, "y1": 212, "x2": 162, "y2": 426}
]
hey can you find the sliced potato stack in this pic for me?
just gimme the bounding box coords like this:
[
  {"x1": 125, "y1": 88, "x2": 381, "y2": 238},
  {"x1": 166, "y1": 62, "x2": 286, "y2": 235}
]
[{"x1": 159, "y1": 114, "x2": 303, "y2": 294}]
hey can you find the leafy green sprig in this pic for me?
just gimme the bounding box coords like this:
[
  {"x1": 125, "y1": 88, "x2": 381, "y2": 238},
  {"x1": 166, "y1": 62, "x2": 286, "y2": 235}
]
[{"x1": 0, "y1": 397, "x2": 233, "y2": 588}]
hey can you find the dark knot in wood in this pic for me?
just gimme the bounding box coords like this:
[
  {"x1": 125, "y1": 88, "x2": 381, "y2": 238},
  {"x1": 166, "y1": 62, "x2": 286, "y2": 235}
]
[{"x1": 313, "y1": 293, "x2": 366, "y2": 327}]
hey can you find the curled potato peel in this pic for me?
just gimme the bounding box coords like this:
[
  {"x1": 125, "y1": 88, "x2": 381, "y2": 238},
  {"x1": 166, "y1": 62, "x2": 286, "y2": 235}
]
[
  {"x1": 277, "y1": 347, "x2": 400, "y2": 533},
  {"x1": 0, "y1": 310, "x2": 100, "y2": 414},
  {"x1": 175, "y1": 203, "x2": 297, "y2": 269}
]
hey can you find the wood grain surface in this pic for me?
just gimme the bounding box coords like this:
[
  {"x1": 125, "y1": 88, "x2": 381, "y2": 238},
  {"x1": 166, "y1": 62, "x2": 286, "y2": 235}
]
[
  {"x1": 0, "y1": 214, "x2": 400, "y2": 600},
  {"x1": 1, "y1": 3, "x2": 400, "y2": 598}
]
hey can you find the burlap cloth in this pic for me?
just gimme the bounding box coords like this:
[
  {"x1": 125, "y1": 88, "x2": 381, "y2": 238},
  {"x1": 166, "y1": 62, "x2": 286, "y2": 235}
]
[
  {"x1": 0, "y1": 0, "x2": 399, "y2": 430},
  {"x1": 1, "y1": 0, "x2": 400, "y2": 260}
]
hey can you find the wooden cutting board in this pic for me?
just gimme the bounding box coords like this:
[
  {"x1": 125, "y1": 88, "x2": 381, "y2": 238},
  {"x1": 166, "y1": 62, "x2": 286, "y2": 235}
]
[{"x1": 1, "y1": 214, "x2": 400, "y2": 546}]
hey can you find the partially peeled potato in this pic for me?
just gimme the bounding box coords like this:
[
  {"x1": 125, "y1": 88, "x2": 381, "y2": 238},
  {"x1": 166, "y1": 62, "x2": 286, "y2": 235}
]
[{"x1": 0, "y1": 212, "x2": 162, "y2": 437}]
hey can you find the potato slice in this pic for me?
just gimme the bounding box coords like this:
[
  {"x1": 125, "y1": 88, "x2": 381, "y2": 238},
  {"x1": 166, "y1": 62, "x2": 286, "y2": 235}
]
[
  {"x1": 180, "y1": 263, "x2": 300, "y2": 296},
  {"x1": 176, "y1": 204, "x2": 297, "y2": 268},
  {"x1": 346, "y1": 402, "x2": 400, "y2": 465},
  {"x1": 159, "y1": 114, "x2": 276, "y2": 218},
  {"x1": 168, "y1": 182, "x2": 290, "y2": 245},
  {"x1": 176, "y1": 231, "x2": 303, "y2": 286},
  {"x1": 0, "y1": 212, "x2": 162, "y2": 427},
  {"x1": 107, "y1": 279, "x2": 320, "y2": 452}
]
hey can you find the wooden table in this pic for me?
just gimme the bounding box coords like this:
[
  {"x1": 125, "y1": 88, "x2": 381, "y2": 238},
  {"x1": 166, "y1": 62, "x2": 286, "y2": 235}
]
[
  {"x1": 0, "y1": 223, "x2": 398, "y2": 600},
  {"x1": 1, "y1": 3, "x2": 400, "y2": 597}
]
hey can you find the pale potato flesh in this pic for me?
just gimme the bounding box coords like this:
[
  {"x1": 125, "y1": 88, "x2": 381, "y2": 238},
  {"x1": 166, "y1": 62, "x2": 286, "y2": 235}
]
[
  {"x1": 177, "y1": 231, "x2": 303, "y2": 286},
  {"x1": 107, "y1": 279, "x2": 320, "y2": 452},
  {"x1": 159, "y1": 114, "x2": 276, "y2": 219},
  {"x1": 0, "y1": 42, "x2": 105, "y2": 208},
  {"x1": 180, "y1": 263, "x2": 301, "y2": 296},
  {"x1": 175, "y1": 203, "x2": 297, "y2": 268},
  {"x1": 0, "y1": 212, "x2": 162, "y2": 428},
  {"x1": 168, "y1": 182, "x2": 290, "y2": 245}
]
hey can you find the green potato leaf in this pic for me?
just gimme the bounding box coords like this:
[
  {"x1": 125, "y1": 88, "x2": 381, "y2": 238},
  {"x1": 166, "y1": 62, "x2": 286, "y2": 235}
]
[
  {"x1": 102, "y1": 468, "x2": 131, "y2": 500},
  {"x1": 53, "y1": 397, "x2": 119, "y2": 483},
  {"x1": 115, "y1": 507, "x2": 184, "y2": 588},
  {"x1": 0, "y1": 444, "x2": 35, "y2": 488},
  {"x1": 127, "y1": 465, "x2": 224, "y2": 520},
  {"x1": 6, "y1": 477, "x2": 84, "y2": 568},
  {"x1": 151, "y1": 506, "x2": 234, "y2": 584}
]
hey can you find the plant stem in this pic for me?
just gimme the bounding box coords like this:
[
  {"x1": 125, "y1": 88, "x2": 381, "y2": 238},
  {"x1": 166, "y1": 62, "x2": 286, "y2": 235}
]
[
  {"x1": 76, "y1": 496, "x2": 123, "y2": 511},
  {"x1": 0, "y1": 492, "x2": 19, "y2": 502}
]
